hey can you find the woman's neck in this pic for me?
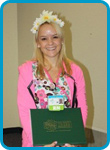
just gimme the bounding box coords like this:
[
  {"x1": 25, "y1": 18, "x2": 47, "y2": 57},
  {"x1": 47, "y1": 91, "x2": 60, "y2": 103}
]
[{"x1": 44, "y1": 56, "x2": 59, "y2": 68}]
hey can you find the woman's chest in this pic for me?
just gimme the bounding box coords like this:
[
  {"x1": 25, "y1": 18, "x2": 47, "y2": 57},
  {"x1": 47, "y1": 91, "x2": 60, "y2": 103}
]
[
  {"x1": 47, "y1": 68, "x2": 60, "y2": 83},
  {"x1": 32, "y1": 62, "x2": 73, "y2": 109}
]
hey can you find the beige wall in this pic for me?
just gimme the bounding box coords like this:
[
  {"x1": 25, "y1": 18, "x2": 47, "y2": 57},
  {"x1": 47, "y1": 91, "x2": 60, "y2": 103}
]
[
  {"x1": 3, "y1": 3, "x2": 107, "y2": 133},
  {"x1": 3, "y1": 3, "x2": 20, "y2": 128}
]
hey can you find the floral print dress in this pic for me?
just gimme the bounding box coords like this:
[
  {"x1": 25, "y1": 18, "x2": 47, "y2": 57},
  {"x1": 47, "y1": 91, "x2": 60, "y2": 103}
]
[{"x1": 32, "y1": 62, "x2": 72, "y2": 109}]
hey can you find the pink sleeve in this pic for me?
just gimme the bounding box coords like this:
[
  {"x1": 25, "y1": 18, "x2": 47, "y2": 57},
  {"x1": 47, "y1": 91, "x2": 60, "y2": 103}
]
[
  {"x1": 74, "y1": 66, "x2": 88, "y2": 127},
  {"x1": 17, "y1": 65, "x2": 36, "y2": 147}
]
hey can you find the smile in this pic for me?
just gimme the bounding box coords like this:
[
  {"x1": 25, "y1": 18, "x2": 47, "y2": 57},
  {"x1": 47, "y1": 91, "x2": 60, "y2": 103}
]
[{"x1": 46, "y1": 47, "x2": 56, "y2": 51}]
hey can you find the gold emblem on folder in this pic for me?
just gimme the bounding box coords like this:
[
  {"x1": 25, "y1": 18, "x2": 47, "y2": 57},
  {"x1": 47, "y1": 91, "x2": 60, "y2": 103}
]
[
  {"x1": 44, "y1": 120, "x2": 57, "y2": 132},
  {"x1": 44, "y1": 120, "x2": 72, "y2": 132}
]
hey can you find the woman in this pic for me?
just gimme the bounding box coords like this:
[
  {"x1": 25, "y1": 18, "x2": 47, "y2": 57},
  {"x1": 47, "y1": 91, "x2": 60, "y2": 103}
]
[{"x1": 17, "y1": 10, "x2": 88, "y2": 147}]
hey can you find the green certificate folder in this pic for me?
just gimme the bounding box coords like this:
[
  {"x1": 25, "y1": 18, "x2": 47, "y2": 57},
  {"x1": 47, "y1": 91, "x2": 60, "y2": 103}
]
[{"x1": 30, "y1": 108, "x2": 87, "y2": 146}]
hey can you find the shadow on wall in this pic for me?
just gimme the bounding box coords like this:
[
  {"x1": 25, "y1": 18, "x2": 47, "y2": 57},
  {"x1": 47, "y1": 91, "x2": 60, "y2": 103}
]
[{"x1": 62, "y1": 15, "x2": 94, "y2": 145}]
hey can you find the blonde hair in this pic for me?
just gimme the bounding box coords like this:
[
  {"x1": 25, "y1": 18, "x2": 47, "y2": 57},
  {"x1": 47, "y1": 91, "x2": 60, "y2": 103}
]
[{"x1": 32, "y1": 22, "x2": 72, "y2": 79}]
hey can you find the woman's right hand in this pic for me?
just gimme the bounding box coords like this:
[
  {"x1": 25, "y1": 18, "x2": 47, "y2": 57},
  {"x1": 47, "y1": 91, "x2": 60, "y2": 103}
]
[{"x1": 44, "y1": 141, "x2": 57, "y2": 147}]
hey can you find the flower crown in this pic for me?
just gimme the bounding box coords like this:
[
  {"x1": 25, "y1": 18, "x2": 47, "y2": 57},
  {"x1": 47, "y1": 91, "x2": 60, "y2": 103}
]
[{"x1": 30, "y1": 10, "x2": 64, "y2": 34}]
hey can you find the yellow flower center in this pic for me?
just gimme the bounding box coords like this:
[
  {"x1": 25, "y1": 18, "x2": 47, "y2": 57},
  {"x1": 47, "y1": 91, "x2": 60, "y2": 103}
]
[
  {"x1": 34, "y1": 27, "x2": 37, "y2": 30},
  {"x1": 36, "y1": 23, "x2": 39, "y2": 26},
  {"x1": 54, "y1": 18, "x2": 57, "y2": 21},
  {"x1": 44, "y1": 16, "x2": 49, "y2": 20}
]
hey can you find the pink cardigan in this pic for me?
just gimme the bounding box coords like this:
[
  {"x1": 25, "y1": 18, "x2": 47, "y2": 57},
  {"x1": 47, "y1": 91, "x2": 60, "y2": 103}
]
[{"x1": 17, "y1": 61, "x2": 88, "y2": 147}]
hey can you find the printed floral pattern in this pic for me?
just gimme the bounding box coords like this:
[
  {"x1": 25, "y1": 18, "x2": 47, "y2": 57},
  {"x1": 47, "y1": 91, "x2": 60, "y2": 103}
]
[
  {"x1": 32, "y1": 62, "x2": 71, "y2": 109},
  {"x1": 37, "y1": 89, "x2": 47, "y2": 99},
  {"x1": 40, "y1": 99, "x2": 47, "y2": 109}
]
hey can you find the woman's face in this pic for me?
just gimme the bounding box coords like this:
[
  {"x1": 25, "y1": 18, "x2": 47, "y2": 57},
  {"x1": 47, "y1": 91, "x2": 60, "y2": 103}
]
[{"x1": 37, "y1": 23, "x2": 63, "y2": 59}]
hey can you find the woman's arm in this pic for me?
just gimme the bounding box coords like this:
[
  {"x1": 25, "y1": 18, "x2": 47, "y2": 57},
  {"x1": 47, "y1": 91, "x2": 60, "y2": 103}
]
[
  {"x1": 17, "y1": 65, "x2": 36, "y2": 147},
  {"x1": 74, "y1": 65, "x2": 88, "y2": 127}
]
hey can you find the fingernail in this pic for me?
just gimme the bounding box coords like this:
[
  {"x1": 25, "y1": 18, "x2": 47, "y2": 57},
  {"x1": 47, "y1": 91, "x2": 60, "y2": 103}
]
[
  {"x1": 54, "y1": 141, "x2": 57, "y2": 144},
  {"x1": 65, "y1": 143, "x2": 69, "y2": 147}
]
